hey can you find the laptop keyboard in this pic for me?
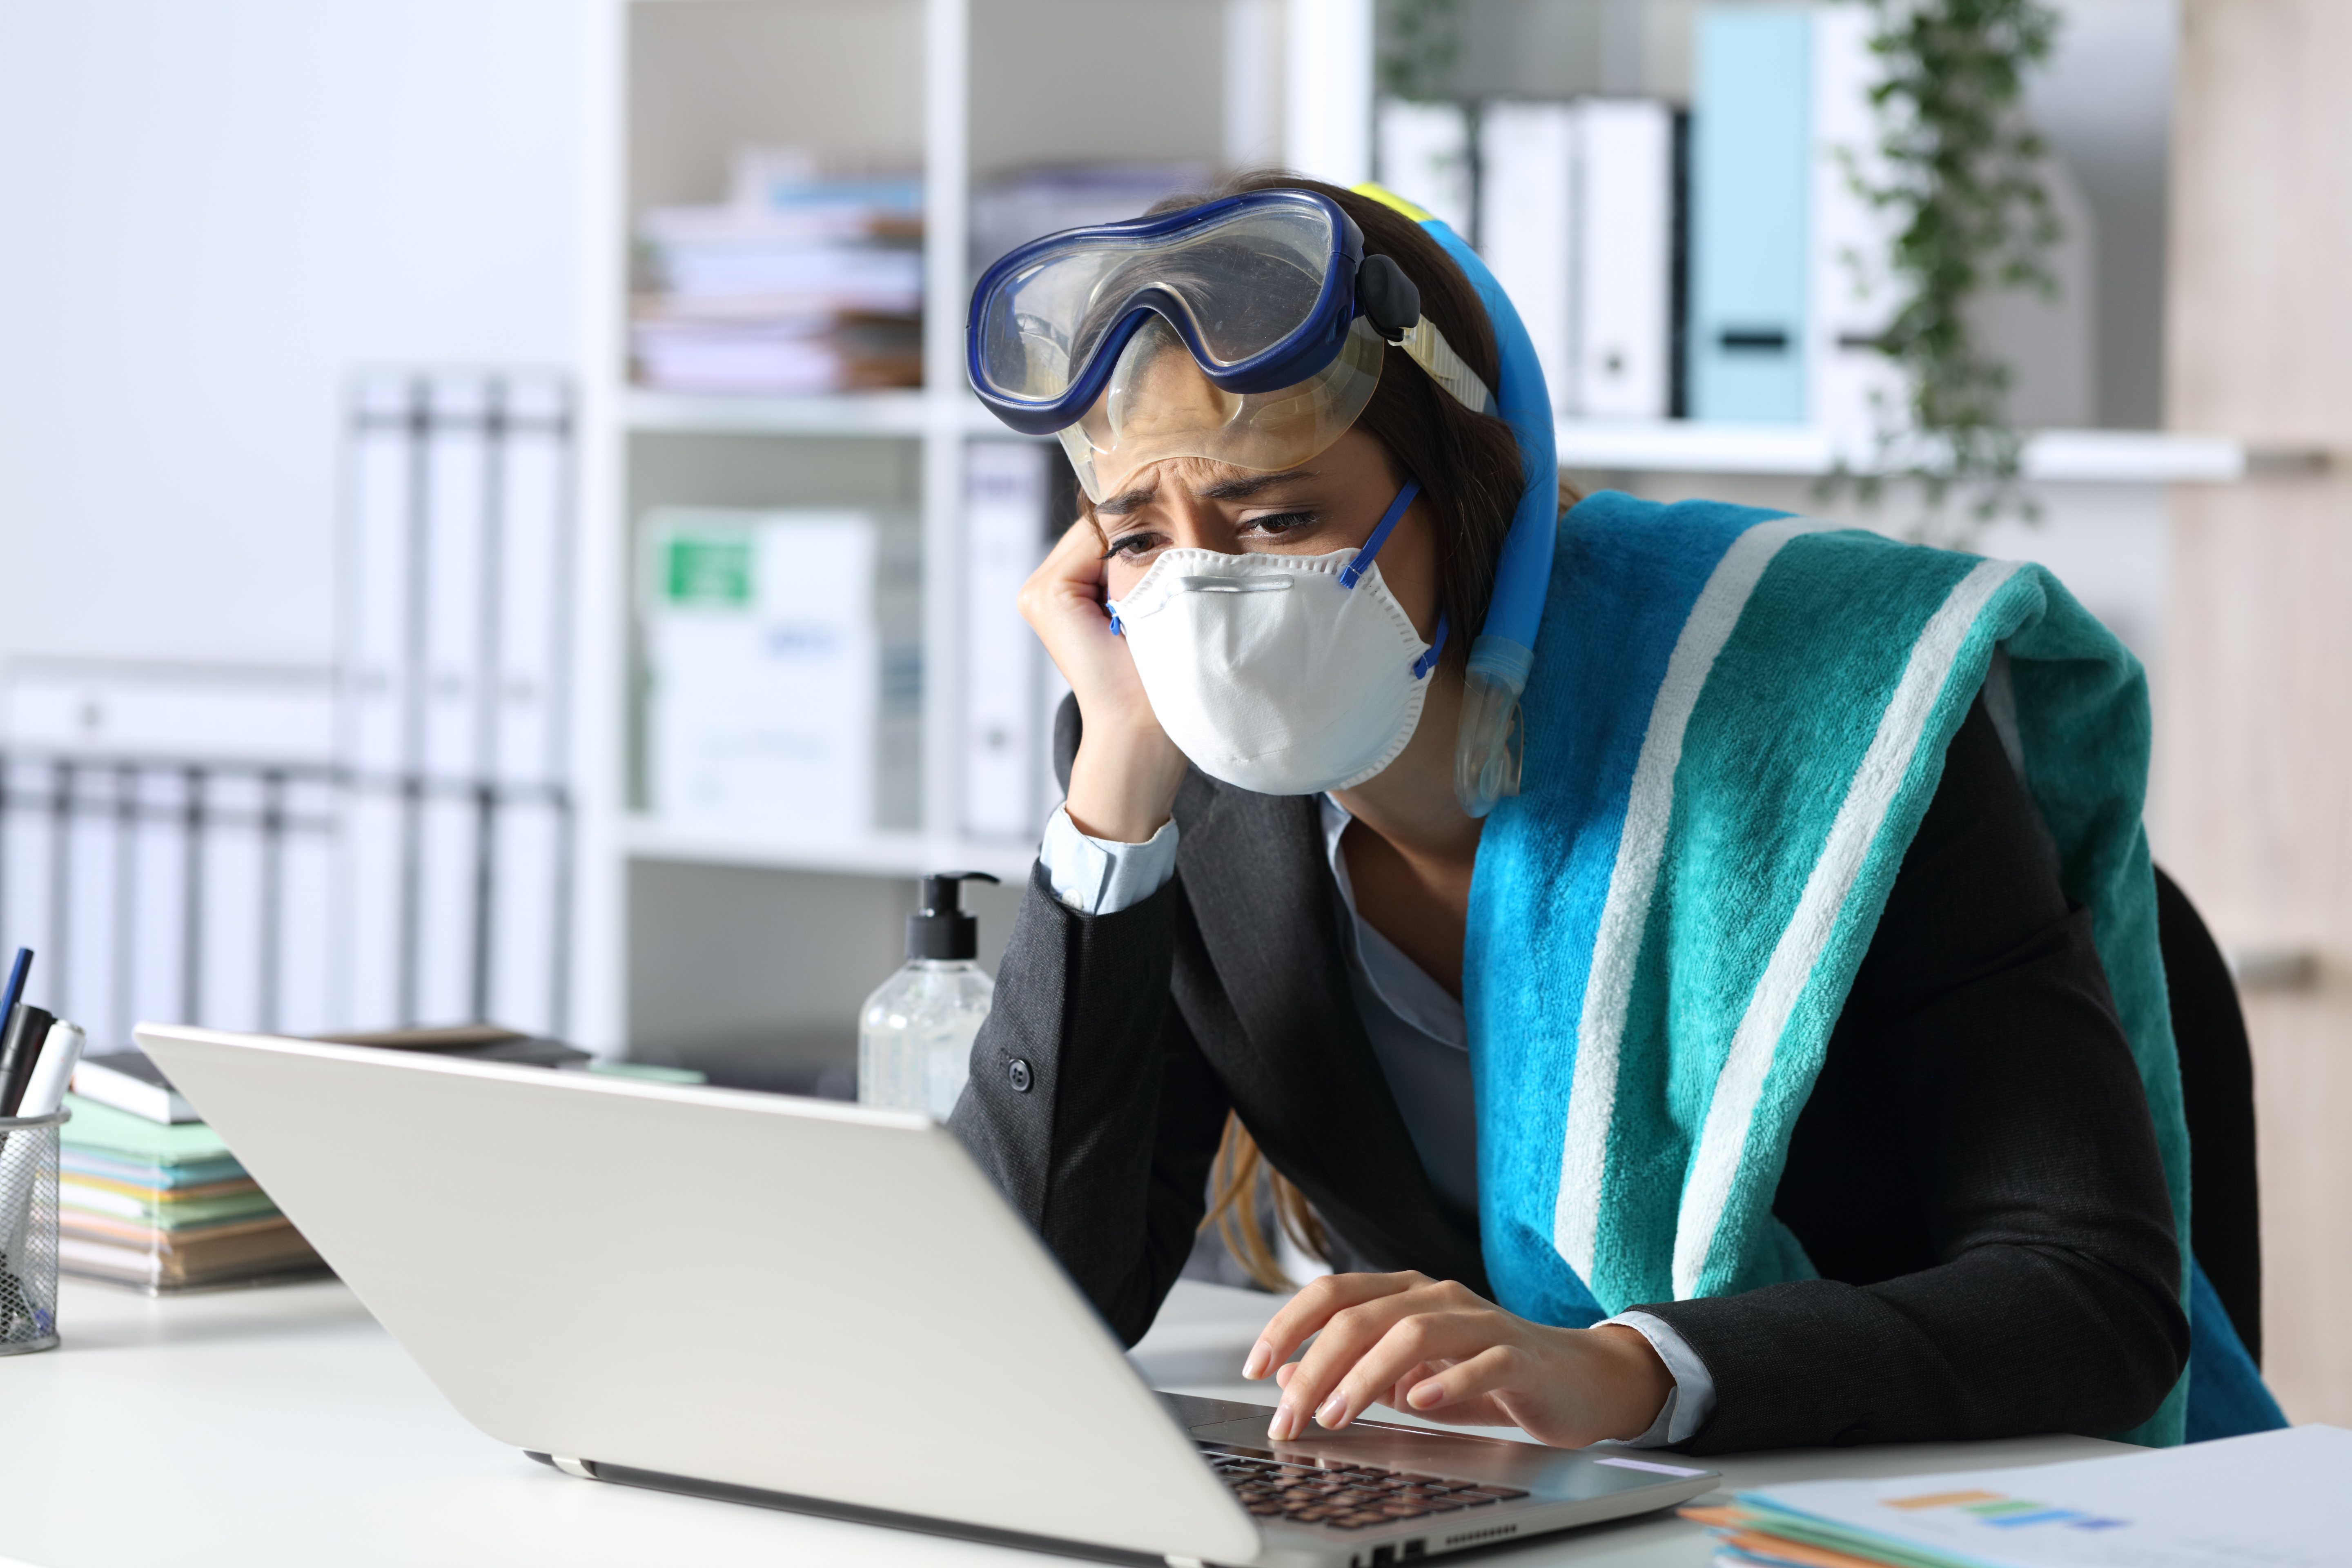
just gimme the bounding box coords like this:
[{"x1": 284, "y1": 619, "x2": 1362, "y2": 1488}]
[{"x1": 1203, "y1": 1446, "x2": 1529, "y2": 1530}]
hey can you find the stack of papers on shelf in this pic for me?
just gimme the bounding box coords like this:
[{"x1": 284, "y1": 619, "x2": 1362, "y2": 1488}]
[
  {"x1": 635, "y1": 148, "x2": 923, "y2": 395},
  {"x1": 56, "y1": 1093, "x2": 325, "y2": 1294},
  {"x1": 969, "y1": 162, "x2": 1209, "y2": 274},
  {"x1": 1686, "y1": 1425, "x2": 2350, "y2": 1568}
]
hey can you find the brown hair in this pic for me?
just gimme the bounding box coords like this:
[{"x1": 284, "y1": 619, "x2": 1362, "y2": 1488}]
[{"x1": 1202, "y1": 1111, "x2": 1332, "y2": 1291}]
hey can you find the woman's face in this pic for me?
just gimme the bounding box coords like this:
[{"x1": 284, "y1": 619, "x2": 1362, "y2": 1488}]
[{"x1": 1089, "y1": 427, "x2": 1444, "y2": 644}]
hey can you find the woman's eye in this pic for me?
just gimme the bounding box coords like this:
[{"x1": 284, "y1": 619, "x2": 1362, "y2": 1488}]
[
  {"x1": 1103, "y1": 531, "x2": 1163, "y2": 559},
  {"x1": 1243, "y1": 510, "x2": 1317, "y2": 537}
]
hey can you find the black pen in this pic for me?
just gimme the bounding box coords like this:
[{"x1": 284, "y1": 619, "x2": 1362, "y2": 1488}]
[{"x1": 0, "y1": 1005, "x2": 54, "y2": 1118}]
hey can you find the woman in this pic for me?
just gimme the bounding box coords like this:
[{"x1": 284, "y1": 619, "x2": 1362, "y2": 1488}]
[{"x1": 951, "y1": 174, "x2": 2193, "y2": 1454}]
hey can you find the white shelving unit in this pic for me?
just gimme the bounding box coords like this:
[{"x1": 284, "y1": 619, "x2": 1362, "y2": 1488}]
[
  {"x1": 571, "y1": 0, "x2": 2289, "y2": 1059},
  {"x1": 620, "y1": 817, "x2": 1036, "y2": 881},
  {"x1": 574, "y1": 0, "x2": 1256, "y2": 1056}
]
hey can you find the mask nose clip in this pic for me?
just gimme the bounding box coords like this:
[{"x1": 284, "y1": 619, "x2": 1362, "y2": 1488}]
[{"x1": 1179, "y1": 575, "x2": 1292, "y2": 594}]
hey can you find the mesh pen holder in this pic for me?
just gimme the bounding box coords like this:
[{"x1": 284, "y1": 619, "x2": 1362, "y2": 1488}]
[{"x1": 0, "y1": 1107, "x2": 65, "y2": 1355}]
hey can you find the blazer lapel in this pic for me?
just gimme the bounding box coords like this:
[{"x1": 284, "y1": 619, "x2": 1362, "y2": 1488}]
[{"x1": 1172, "y1": 772, "x2": 1490, "y2": 1293}]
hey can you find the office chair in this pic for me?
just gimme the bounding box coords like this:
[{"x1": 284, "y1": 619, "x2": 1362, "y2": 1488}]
[{"x1": 2154, "y1": 866, "x2": 2263, "y2": 1366}]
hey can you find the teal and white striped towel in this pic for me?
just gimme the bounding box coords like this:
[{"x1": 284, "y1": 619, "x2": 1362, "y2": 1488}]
[{"x1": 1464, "y1": 491, "x2": 2195, "y2": 1446}]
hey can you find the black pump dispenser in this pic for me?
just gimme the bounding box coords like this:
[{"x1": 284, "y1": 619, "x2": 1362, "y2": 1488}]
[{"x1": 907, "y1": 871, "x2": 1000, "y2": 960}]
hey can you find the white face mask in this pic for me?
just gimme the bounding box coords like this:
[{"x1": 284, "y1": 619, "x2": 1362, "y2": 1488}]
[{"x1": 1109, "y1": 482, "x2": 1446, "y2": 795}]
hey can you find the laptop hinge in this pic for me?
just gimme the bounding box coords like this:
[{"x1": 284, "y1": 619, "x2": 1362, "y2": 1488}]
[{"x1": 551, "y1": 1455, "x2": 597, "y2": 1481}]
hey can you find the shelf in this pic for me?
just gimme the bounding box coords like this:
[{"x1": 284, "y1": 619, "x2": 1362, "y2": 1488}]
[
  {"x1": 1552, "y1": 421, "x2": 2309, "y2": 483},
  {"x1": 624, "y1": 389, "x2": 933, "y2": 437},
  {"x1": 624, "y1": 396, "x2": 2313, "y2": 484},
  {"x1": 621, "y1": 815, "x2": 1036, "y2": 882},
  {"x1": 622, "y1": 388, "x2": 1027, "y2": 439}
]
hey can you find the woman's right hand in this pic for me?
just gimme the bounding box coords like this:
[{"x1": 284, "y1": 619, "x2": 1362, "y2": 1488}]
[{"x1": 1018, "y1": 518, "x2": 1190, "y2": 844}]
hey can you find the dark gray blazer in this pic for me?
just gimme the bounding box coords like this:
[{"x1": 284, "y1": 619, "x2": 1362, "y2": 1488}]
[{"x1": 951, "y1": 697, "x2": 2189, "y2": 1454}]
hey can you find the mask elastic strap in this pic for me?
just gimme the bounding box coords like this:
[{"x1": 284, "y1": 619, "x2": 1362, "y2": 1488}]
[
  {"x1": 1339, "y1": 480, "x2": 1421, "y2": 590},
  {"x1": 1412, "y1": 612, "x2": 1450, "y2": 680}
]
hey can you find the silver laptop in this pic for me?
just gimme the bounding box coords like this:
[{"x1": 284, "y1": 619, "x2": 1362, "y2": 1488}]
[{"x1": 137, "y1": 1024, "x2": 1717, "y2": 1566}]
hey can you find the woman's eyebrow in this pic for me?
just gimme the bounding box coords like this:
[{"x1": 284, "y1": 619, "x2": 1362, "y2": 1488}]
[
  {"x1": 1196, "y1": 469, "x2": 1317, "y2": 502},
  {"x1": 1096, "y1": 468, "x2": 1314, "y2": 518},
  {"x1": 1095, "y1": 481, "x2": 1160, "y2": 518}
]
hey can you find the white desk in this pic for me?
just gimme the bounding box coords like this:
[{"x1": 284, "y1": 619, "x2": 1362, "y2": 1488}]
[{"x1": 0, "y1": 1275, "x2": 2123, "y2": 1568}]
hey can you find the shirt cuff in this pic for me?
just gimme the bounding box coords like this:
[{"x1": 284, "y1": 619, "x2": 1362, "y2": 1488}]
[
  {"x1": 1038, "y1": 804, "x2": 1180, "y2": 915},
  {"x1": 1595, "y1": 1311, "x2": 1716, "y2": 1448}
]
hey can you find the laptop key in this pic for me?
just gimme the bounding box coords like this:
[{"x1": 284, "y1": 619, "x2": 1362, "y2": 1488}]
[{"x1": 1465, "y1": 1486, "x2": 1529, "y2": 1499}]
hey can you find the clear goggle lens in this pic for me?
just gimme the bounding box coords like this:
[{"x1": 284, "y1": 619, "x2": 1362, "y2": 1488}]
[{"x1": 975, "y1": 199, "x2": 1342, "y2": 406}]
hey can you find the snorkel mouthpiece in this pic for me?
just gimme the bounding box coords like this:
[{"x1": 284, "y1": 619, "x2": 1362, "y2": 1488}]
[{"x1": 1458, "y1": 638, "x2": 1531, "y2": 815}]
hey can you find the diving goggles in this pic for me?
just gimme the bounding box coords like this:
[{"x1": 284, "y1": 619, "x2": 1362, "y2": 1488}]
[{"x1": 966, "y1": 189, "x2": 1495, "y2": 500}]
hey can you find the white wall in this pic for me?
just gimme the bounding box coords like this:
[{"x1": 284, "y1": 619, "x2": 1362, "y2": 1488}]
[
  {"x1": 0, "y1": 0, "x2": 591, "y2": 675},
  {"x1": 2024, "y1": 0, "x2": 2177, "y2": 431}
]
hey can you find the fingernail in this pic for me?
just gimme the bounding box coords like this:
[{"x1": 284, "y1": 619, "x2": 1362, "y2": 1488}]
[
  {"x1": 1243, "y1": 1341, "x2": 1270, "y2": 1380},
  {"x1": 1409, "y1": 1382, "x2": 1442, "y2": 1409},
  {"x1": 1266, "y1": 1402, "x2": 1290, "y2": 1441},
  {"x1": 1316, "y1": 1392, "x2": 1348, "y2": 1428}
]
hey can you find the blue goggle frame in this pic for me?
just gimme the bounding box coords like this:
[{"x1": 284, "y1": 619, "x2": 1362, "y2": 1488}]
[{"x1": 966, "y1": 189, "x2": 1368, "y2": 437}]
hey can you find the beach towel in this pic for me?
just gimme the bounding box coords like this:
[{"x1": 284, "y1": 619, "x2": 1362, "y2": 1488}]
[{"x1": 1464, "y1": 490, "x2": 2273, "y2": 1447}]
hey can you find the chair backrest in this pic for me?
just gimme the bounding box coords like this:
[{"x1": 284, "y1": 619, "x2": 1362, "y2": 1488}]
[{"x1": 2154, "y1": 865, "x2": 2263, "y2": 1365}]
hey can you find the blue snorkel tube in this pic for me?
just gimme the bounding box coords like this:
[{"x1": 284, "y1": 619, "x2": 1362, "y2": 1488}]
[{"x1": 1353, "y1": 184, "x2": 1557, "y2": 818}]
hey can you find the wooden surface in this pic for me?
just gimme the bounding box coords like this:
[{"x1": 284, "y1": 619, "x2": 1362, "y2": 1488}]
[{"x1": 2161, "y1": 0, "x2": 2352, "y2": 1425}]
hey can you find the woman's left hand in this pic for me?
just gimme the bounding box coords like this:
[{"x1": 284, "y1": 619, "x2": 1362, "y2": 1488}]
[{"x1": 1242, "y1": 1272, "x2": 1675, "y2": 1449}]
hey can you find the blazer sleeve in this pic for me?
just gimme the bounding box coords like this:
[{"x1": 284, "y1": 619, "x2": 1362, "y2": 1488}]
[
  {"x1": 947, "y1": 700, "x2": 1232, "y2": 1347},
  {"x1": 1633, "y1": 699, "x2": 2192, "y2": 1453}
]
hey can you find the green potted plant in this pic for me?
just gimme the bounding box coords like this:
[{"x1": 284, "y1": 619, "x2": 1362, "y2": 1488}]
[{"x1": 1842, "y1": 0, "x2": 2065, "y2": 540}]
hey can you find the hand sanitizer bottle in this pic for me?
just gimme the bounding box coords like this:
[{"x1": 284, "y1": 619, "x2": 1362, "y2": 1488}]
[{"x1": 858, "y1": 871, "x2": 1000, "y2": 1119}]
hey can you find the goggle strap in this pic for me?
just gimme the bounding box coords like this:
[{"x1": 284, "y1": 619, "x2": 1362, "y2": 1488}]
[
  {"x1": 1340, "y1": 480, "x2": 1423, "y2": 590},
  {"x1": 1398, "y1": 318, "x2": 1496, "y2": 416},
  {"x1": 1413, "y1": 612, "x2": 1450, "y2": 680}
]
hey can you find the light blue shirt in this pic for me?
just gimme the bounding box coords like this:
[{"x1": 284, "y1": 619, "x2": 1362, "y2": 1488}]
[{"x1": 1038, "y1": 801, "x2": 1714, "y2": 1446}]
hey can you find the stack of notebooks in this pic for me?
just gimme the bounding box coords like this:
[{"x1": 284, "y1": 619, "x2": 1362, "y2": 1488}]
[
  {"x1": 633, "y1": 148, "x2": 924, "y2": 396},
  {"x1": 57, "y1": 1028, "x2": 608, "y2": 1293},
  {"x1": 57, "y1": 1080, "x2": 327, "y2": 1294}
]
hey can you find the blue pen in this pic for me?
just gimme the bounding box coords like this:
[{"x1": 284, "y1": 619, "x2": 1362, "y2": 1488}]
[{"x1": 0, "y1": 950, "x2": 30, "y2": 1038}]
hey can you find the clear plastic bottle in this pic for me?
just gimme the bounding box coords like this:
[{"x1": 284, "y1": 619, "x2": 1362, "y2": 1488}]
[{"x1": 858, "y1": 872, "x2": 998, "y2": 1120}]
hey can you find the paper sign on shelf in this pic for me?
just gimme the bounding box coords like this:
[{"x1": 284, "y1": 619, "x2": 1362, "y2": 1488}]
[{"x1": 643, "y1": 508, "x2": 881, "y2": 837}]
